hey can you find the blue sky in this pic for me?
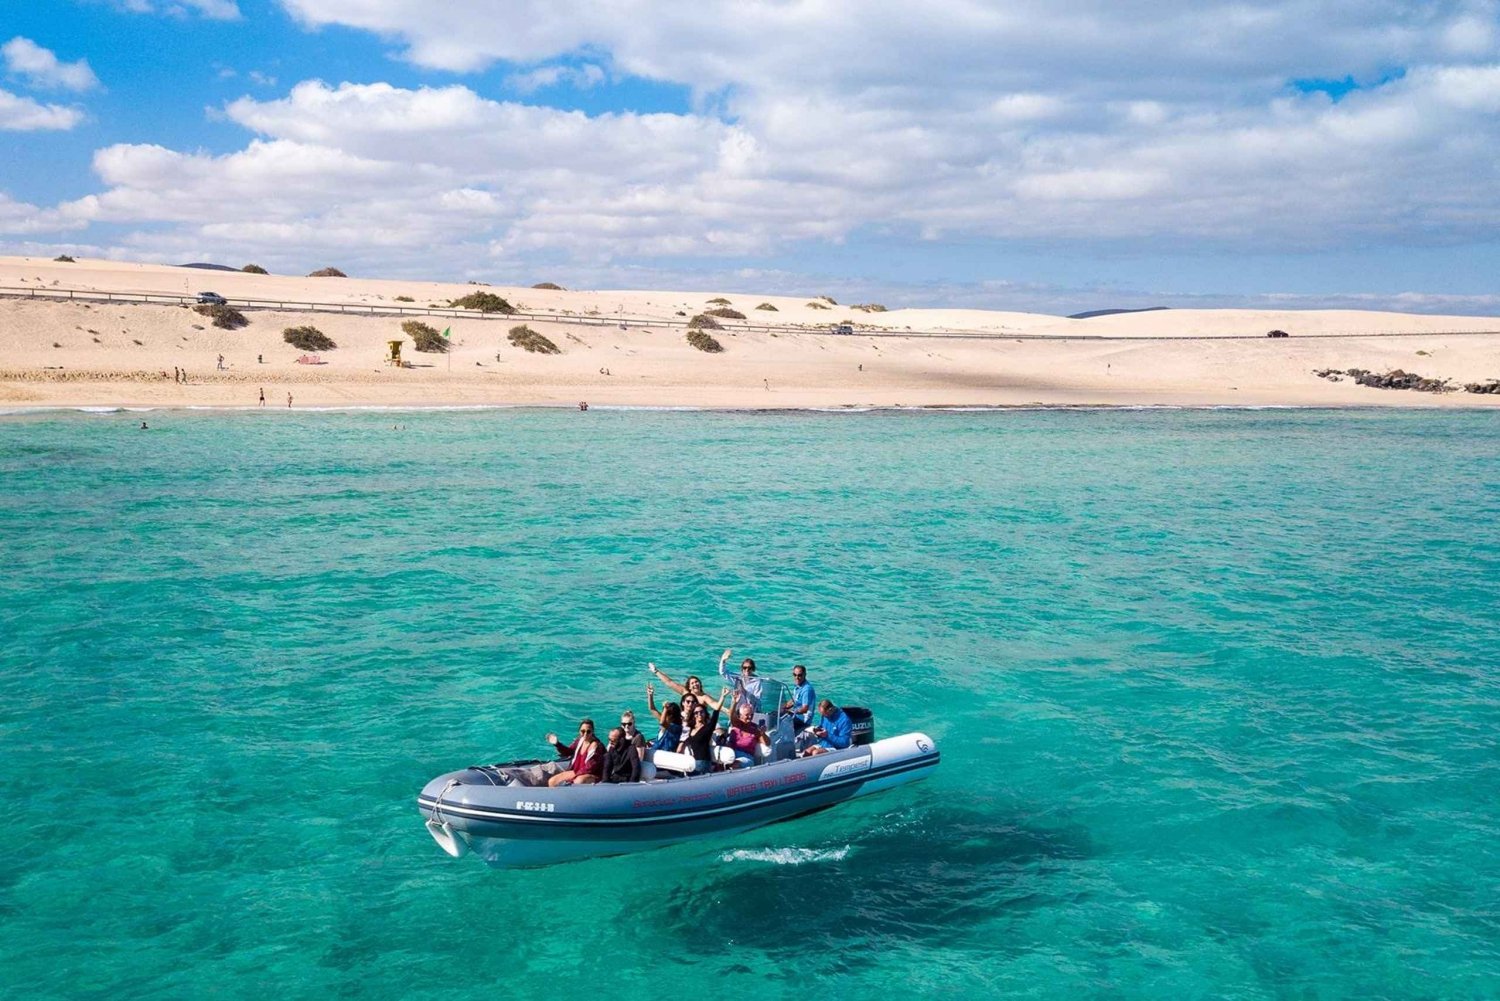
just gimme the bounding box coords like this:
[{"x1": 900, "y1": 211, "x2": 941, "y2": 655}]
[{"x1": 3, "y1": 0, "x2": 1500, "y2": 314}]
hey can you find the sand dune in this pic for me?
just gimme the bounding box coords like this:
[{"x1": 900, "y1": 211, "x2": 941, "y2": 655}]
[{"x1": 1, "y1": 256, "x2": 1497, "y2": 409}]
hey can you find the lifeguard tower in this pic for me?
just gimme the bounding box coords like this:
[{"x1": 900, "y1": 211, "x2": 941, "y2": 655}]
[{"x1": 386, "y1": 340, "x2": 404, "y2": 367}]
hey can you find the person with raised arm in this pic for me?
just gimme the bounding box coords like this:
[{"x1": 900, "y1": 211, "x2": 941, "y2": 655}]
[
  {"x1": 677, "y1": 687, "x2": 731, "y2": 773},
  {"x1": 647, "y1": 662, "x2": 710, "y2": 703},
  {"x1": 717, "y1": 649, "x2": 764, "y2": 713},
  {"x1": 644, "y1": 683, "x2": 684, "y2": 754},
  {"x1": 544, "y1": 718, "x2": 605, "y2": 785}
]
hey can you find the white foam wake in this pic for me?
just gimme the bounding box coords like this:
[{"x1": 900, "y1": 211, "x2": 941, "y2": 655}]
[{"x1": 719, "y1": 846, "x2": 851, "y2": 865}]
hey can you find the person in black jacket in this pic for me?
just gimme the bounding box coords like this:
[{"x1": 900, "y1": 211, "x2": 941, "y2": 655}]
[{"x1": 601, "y1": 727, "x2": 641, "y2": 784}]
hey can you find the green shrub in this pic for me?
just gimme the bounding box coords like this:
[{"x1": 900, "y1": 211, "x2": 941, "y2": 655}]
[
  {"x1": 531, "y1": 282, "x2": 565, "y2": 290},
  {"x1": 402, "y1": 319, "x2": 448, "y2": 353},
  {"x1": 507, "y1": 324, "x2": 561, "y2": 354},
  {"x1": 449, "y1": 291, "x2": 515, "y2": 313},
  {"x1": 707, "y1": 297, "x2": 732, "y2": 305},
  {"x1": 241, "y1": 264, "x2": 268, "y2": 274},
  {"x1": 755, "y1": 302, "x2": 778, "y2": 311},
  {"x1": 394, "y1": 295, "x2": 414, "y2": 302},
  {"x1": 193, "y1": 303, "x2": 248, "y2": 329},
  {"x1": 283, "y1": 325, "x2": 335, "y2": 351},
  {"x1": 705, "y1": 307, "x2": 745, "y2": 320},
  {"x1": 818, "y1": 295, "x2": 837, "y2": 305},
  {"x1": 687, "y1": 313, "x2": 723, "y2": 330},
  {"x1": 852, "y1": 303, "x2": 888, "y2": 312},
  {"x1": 54, "y1": 254, "x2": 75, "y2": 263},
  {"x1": 308, "y1": 267, "x2": 347, "y2": 278},
  {"x1": 807, "y1": 301, "x2": 830, "y2": 310},
  {"x1": 687, "y1": 330, "x2": 723, "y2": 353}
]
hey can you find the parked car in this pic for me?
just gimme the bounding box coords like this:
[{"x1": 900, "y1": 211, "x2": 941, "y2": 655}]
[
  {"x1": 196, "y1": 291, "x2": 227, "y2": 305},
  {"x1": 834, "y1": 323, "x2": 854, "y2": 335},
  {"x1": 1266, "y1": 329, "x2": 1290, "y2": 338}
]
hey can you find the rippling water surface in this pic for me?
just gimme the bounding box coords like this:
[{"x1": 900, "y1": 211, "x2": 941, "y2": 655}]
[{"x1": 2, "y1": 408, "x2": 1497, "y2": 999}]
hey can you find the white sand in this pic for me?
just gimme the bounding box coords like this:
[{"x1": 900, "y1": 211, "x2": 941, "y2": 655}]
[{"x1": 2, "y1": 257, "x2": 1497, "y2": 409}]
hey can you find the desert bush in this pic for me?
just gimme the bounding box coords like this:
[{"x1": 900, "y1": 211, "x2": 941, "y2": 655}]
[
  {"x1": 755, "y1": 302, "x2": 778, "y2": 311},
  {"x1": 54, "y1": 254, "x2": 75, "y2": 263},
  {"x1": 241, "y1": 264, "x2": 268, "y2": 274},
  {"x1": 687, "y1": 313, "x2": 723, "y2": 330},
  {"x1": 531, "y1": 282, "x2": 565, "y2": 290},
  {"x1": 449, "y1": 291, "x2": 516, "y2": 313},
  {"x1": 707, "y1": 297, "x2": 732, "y2": 305},
  {"x1": 852, "y1": 303, "x2": 888, "y2": 312},
  {"x1": 402, "y1": 319, "x2": 448, "y2": 352},
  {"x1": 193, "y1": 303, "x2": 248, "y2": 330},
  {"x1": 283, "y1": 325, "x2": 336, "y2": 351},
  {"x1": 394, "y1": 295, "x2": 414, "y2": 302},
  {"x1": 507, "y1": 324, "x2": 561, "y2": 355},
  {"x1": 687, "y1": 330, "x2": 723, "y2": 353},
  {"x1": 806, "y1": 301, "x2": 830, "y2": 310},
  {"x1": 705, "y1": 307, "x2": 745, "y2": 320},
  {"x1": 308, "y1": 267, "x2": 347, "y2": 278},
  {"x1": 818, "y1": 295, "x2": 837, "y2": 304}
]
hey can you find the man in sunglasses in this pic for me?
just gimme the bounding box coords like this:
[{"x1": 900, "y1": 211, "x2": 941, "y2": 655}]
[
  {"x1": 601, "y1": 727, "x2": 641, "y2": 784},
  {"x1": 782, "y1": 665, "x2": 817, "y2": 734},
  {"x1": 545, "y1": 718, "x2": 605, "y2": 786}
]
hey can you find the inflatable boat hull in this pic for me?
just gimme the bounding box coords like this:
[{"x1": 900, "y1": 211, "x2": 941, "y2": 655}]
[{"x1": 416, "y1": 731, "x2": 939, "y2": 867}]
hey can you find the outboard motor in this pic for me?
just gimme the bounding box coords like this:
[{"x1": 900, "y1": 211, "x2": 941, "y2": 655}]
[{"x1": 843, "y1": 706, "x2": 875, "y2": 746}]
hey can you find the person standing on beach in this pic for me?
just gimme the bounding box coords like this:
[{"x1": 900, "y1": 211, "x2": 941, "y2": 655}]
[
  {"x1": 258, "y1": 387, "x2": 265, "y2": 407},
  {"x1": 286, "y1": 392, "x2": 292, "y2": 408}
]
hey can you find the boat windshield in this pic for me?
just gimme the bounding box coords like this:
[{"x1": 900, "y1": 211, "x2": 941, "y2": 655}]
[{"x1": 758, "y1": 679, "x2": 792, "y2": 726}]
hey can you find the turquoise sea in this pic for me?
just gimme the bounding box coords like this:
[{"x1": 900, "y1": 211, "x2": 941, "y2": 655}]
[{"x1": 1, "y1": 407, "x2": 1497, "y2": 999}]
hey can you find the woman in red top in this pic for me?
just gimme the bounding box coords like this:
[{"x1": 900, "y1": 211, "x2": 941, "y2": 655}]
[{"x1": 545, "y1": 719, "x2": 605, "y2": 786}]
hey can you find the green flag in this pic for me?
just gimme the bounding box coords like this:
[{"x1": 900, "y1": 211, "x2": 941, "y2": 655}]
[{"x1": 441, "y1": 326, "x2": 451, "y2": 340}]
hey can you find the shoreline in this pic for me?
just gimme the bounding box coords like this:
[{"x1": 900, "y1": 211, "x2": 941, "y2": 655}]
[{"x1": 6, "y1": 400, "x2": 1500, "y2": 417}]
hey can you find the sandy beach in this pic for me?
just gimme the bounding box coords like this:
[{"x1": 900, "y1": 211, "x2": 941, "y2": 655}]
[{"x1": 2, "y1": 256, "x2": 1497, "y2": 410}]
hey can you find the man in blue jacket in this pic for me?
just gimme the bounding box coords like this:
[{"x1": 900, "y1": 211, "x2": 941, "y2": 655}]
[{"x1": 801, "y1": 699, "x2": 851, "y2": 756}]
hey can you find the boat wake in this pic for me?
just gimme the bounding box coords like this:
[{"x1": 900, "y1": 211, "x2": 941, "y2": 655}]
[{"x1": 719, "y1": 846, "x2": 851, "y2": 866}]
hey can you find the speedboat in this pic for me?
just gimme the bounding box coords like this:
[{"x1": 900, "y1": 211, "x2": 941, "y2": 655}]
[{"x1": 416, "y1": 687, "x2": 940, "y2": 868}]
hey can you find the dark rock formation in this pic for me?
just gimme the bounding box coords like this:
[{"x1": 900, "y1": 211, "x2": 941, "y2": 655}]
[
  {"x1": 1463, "y1": 379, "x2": 1500, "y2": 394},
  {"x1": 1314, "y1": 368, "x2": 1454, "y2": 393}
]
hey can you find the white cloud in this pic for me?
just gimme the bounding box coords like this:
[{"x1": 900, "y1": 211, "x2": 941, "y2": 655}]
[
  {"x1": 112, "y1": 0, "x2": 241, "y2": 20},
  {"x1": 2, "y1": 37, "x2": 100, "y2": 92},
  {"x1": 507, "y1": 63, "x2": 606, "y2": 94},
  {"x1": 14, "y1": 3, "x2": 1500, "y2": 295},
  {"x1": 0, "y1": 192, "x2": 88, "y2": 234},
  {"x1": 0, "y1": 87, "x2": 84, "y2": 130}
]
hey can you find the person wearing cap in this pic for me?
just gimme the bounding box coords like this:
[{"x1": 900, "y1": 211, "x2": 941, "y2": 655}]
[
  {"x1": 600, "y1": 727, "x2": 641, "y2": 783},
  {"x1": 717, "y1": 648, "x2": 764, "y2": 713},
  {"x1": 782, "y1": 664, "x2": 817, "y2": 733},
  {"x1": 800, "y1": 700, "x2": 852, "y2": 756}
]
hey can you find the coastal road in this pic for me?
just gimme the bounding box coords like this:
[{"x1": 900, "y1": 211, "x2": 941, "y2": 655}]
[{"x1": 3, "y1": 284, "x2": 1496, "y2": 342}]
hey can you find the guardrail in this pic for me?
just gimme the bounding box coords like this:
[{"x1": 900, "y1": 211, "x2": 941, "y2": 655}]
[{"x1": 1, "y1": 285, "x2": 1496, "y2": 342}]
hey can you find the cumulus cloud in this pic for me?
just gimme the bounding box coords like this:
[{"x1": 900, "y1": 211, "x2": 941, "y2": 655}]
[
  {"x1": 0, "y1": 88, "x2": 85, "y2": 130},
  {"x1": 0, "y1": 192, "x2": 88, "y2": 234},
  {"x1": 18, "y1": 2, "x2": 1500, "y2": 300},
  {"x1": 2, "y1": 37, "x2": 100, "y2": 92}
]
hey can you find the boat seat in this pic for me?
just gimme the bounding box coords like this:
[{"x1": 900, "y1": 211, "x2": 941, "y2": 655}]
[{"x1": 647, "y1": 749, "x2": 697, "y2": 774}]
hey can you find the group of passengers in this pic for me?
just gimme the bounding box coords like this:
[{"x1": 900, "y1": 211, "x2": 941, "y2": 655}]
[{"x1": 542, "y1": 650, "x2": 853, "y2": 786}]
